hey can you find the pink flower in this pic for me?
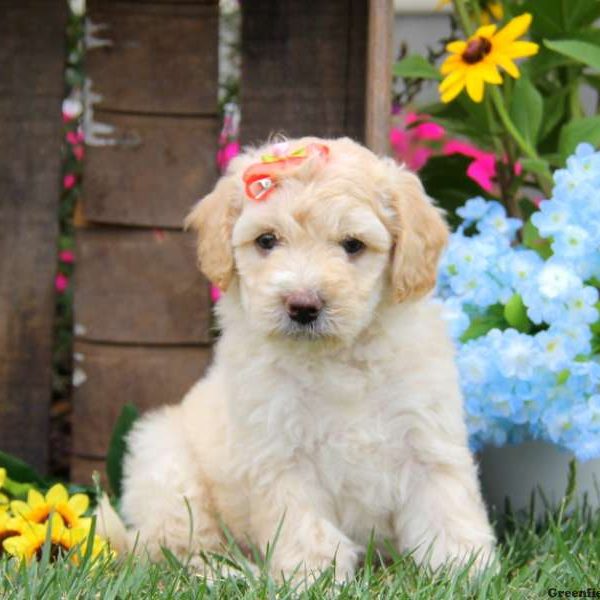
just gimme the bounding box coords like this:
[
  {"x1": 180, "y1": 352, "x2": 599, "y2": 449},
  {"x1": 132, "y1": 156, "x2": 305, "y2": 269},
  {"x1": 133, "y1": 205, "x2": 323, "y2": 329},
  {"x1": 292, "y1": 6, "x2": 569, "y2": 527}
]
[
  {"x1": 55, "y1": 273, "x2": 69, "y2": 293},
  {"x1": 467, "y1": 158, "x2": 496, "y2": 192},
  {"x1": 390, "y1": 127, "x2": 408, "y2": 150},
  {"x1": 59, "y1": 250, "x2": 75, "y2": 263},
  {"x1": 390, "y1": 112, "x2": 447, "y2": 171},
  {"x1": 444, "y1": 141, "x2": 498, "y2": 192},
  {"x1": 210, "y1": 285, "x2": 222, "y2": 303},
  {"x1": 63, "y1": 174, "x2": 76, "y2": 190},
  {"x1": 410, "y1": 147, "x2": 433, "y2": 171},
  {"x1": 66, "y1": 130, "x2": 84, "y2": 145},
  {"x1": 405, "y1": 112, "x2": 419, "y2": 125},
  {"x1": 443, "y1": 140, "x2": 487, "y2": 160},
  {"x1": 413, "y1": 122, "x2": 445, "y2": 141},
  {"x1": 72, "y1": 145, "x2": 85, "y2": 161},
  {"x1": 217, "y1": 141, "x2": 240, "y2": 172}
]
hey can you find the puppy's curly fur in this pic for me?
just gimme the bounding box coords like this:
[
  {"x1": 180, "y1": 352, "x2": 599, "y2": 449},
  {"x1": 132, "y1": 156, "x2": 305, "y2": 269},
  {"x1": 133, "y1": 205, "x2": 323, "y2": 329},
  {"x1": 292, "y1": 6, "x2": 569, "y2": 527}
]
[{"x1": 111, "y1": 137, "x2": 495, "y2": 580}]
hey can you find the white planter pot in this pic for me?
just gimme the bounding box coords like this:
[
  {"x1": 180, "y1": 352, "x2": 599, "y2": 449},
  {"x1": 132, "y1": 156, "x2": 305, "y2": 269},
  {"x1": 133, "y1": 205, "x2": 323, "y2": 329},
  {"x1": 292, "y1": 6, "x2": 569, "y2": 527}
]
[{"x1": 478, "y1": 441, "x2": 600, "y2": 518}]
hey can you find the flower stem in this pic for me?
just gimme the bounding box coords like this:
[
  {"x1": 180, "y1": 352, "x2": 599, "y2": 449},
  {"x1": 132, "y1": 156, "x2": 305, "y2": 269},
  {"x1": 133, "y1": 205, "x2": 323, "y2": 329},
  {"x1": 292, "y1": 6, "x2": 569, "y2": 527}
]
[
  {"x1": 453, "y1": 0, "x2": 475, "y2": 35},
  {"x1": 489, "y1": 87, "x2": 553, "y2": 195}
]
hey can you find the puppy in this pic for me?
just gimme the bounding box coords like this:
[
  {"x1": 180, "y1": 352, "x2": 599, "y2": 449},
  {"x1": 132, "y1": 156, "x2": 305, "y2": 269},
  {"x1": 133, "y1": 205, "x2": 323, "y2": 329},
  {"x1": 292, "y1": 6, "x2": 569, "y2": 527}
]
[{"x1": 117, "y1": 137, "x2": 495, "y2": 580}]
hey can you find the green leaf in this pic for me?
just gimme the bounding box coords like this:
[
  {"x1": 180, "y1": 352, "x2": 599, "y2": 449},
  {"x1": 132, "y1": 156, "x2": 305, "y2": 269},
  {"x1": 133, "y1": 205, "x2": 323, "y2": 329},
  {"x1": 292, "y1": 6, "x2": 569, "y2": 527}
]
[
  {"x1": 519, "y1": 158, "x2": 552, "y2": 181},
  {"x1": 558, "y1": 116, "x2": 600, "y2": 162},
  {"x1": 522, "y1": 219, "x2": 552, "y2": 259},
  {"x1": 539, "y1": 89, "x2": 569, "y2": 143},
  {"x1": 460, "y1": 304, "x2": 506, "y2": 343},
  {"x1": 556, "y1": 369, "x2": 571, "y2": 386},
  {"x1": 106, "y1": 403, "x2": 140, "y2": 499},
  {"x1": 393, "y1": 55, "x2": 441, "y2": 81},
  {"x1": 504, "y1": 294, "x2": 532, "y2": 333},
  {"x1": 418, "y1": 155, "x2": 485, "y2": 229},
  {"x1": 509, "y1": 76, "x2": 544, "y2": 145},
  {"x1": 544, "y1": 39, "x2": 600, "y2": 71},
  {"x1": 565, "y1": 2, "x2": 600, "y2": 30},
  {"x1": 0, "y1": 451, "x2": 48, "y2": 487}
]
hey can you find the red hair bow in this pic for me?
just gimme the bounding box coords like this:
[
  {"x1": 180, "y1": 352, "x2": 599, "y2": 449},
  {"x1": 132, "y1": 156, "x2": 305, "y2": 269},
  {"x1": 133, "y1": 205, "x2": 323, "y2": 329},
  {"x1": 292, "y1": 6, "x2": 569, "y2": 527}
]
[{"x1": 242, "y1": 143, "x2": 329, "y2": 201}]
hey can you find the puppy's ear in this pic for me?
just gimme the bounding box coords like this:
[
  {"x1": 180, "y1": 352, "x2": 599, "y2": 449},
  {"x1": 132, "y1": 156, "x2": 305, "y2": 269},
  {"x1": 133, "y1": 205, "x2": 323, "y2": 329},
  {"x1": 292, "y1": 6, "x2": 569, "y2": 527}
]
[
  {"x1": 386, "y1": 163, "x2": 449, "y2": 302},
  {"x1": 184, "y1": 176, "x2": 241, "y2": 291}
]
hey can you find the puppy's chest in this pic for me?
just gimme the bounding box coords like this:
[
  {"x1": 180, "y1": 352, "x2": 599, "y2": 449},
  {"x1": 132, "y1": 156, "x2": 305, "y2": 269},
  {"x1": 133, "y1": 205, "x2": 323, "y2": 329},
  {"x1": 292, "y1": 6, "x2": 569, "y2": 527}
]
[{"x1": 237, "y1": 359, "x2": 409, "y2": 478}]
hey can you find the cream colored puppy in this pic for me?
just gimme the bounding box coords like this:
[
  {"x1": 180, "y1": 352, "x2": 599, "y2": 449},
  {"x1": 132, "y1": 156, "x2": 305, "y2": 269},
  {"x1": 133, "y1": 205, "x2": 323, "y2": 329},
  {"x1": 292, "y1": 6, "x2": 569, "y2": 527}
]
[{"x1": 118, "y1": 137, "x2": 495, "y2": 580}]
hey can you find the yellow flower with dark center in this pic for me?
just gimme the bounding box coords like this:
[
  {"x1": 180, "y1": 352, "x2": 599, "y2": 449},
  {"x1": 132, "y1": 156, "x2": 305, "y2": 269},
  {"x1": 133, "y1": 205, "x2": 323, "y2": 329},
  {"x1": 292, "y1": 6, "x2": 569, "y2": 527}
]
[
  {"x1": 2, "y1": 513, "x2": 108, "y2": 564},
  {"x1": 10, "y1": 483, "x2": 91, "y2": 531},
  {"x1": 438, "y1": 0, "x2": 503, "y2": 25},
  {"x1": 480, "y1": 1, "x2": 504, "y2": 25},
  {"x1": 0, "y1": 511, "x2": 25, "y2": 551},
  {"x1": 439, "y1": 13, "x2": 539, "y2": 103}
]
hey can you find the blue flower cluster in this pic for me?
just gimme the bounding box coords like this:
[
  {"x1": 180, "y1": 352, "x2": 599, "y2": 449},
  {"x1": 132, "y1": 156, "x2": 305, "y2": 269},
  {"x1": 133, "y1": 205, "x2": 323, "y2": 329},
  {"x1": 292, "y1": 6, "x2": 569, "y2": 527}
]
[{"x1": 437, "y1": 144, "x2": 600, "y2": 461}]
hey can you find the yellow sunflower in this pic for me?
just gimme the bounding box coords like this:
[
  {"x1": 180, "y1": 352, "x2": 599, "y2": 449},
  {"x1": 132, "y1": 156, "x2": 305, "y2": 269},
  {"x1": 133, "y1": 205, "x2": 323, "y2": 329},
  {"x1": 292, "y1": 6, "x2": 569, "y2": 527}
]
[
  {"x1": 0, "y1": 511, "x2": 26, "y2": 553},
  {"x1": 10, "y1": 483, "x2": 91, "y2": 530},
  {"x1": 2, "y1": 513, "x2": 108, "y2": 564},
  {"x1": 439, "y1": 13, "x2": 539, "y2": 103}
]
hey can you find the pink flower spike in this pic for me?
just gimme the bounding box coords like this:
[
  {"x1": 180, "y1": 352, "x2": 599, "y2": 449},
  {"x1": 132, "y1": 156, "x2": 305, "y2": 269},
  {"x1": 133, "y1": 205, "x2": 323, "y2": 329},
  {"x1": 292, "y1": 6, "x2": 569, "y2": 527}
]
[
  {"x1": 55, "y1": 273, "x2": 69, "y2": 293},
  {"x1": 63, "y1": 174, "x2": 76, "y2": 190},
  {"x1": 72, "y1": 145, "x2": 85, "y2": 161},
  {"x1": 210, "y1": 285, "x2": 222, "y2": 303},
  {"x1": 66, "y1": 131, "x2": 79, "y2": 145},
  {"x1": 217, "y1": 141, "x2": 240, "y2": 172},
  {"x1": 59, "y1": 250, "x2": 75, "y2": 263}
]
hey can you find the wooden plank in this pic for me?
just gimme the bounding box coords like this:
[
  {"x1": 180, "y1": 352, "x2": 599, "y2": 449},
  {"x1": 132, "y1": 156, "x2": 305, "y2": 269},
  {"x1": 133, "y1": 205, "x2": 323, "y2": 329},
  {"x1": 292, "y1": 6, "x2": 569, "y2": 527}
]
[
  {"x1": 70, "y1": 456, "x2": 108, "y2": 488},
  {"x1": 365, "y1": 0, "x2": 394, "y2": 155},
  {"x1": 74, "y1": 229, "x2": 212, "y2": 344},
  {"x1": 82, "y1": 114, "x2": 218, "y2": 227},
  {"x1": 87, "y1": 1, "x2": 218, "y2": 115},
  {"x1": 90, "y1": 1, "x2": 216, "y2": 4},
  {"x1": 0, "y1": 1, "x2": 66, "y2": 472},
  {"x1": 240, "y1": 0, "x2": 368, "y2": 145},
  {"x1": 72, "y1": 342, "x2": 212, "y2": 457}
]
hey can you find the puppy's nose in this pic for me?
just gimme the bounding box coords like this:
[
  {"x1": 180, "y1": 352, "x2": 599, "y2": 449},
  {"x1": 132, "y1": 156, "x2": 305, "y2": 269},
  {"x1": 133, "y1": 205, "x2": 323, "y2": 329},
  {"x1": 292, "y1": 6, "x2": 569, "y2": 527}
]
[{"x1": 285, "y1": 290, "x2": 323, "y2": 325}]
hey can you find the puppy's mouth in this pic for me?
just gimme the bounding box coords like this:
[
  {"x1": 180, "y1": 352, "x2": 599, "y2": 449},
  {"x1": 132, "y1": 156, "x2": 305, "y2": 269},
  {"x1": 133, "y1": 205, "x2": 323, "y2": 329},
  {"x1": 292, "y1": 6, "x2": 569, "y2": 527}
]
[{"x1": 281, "y1": 316, "x2": 330, "y2": 339}]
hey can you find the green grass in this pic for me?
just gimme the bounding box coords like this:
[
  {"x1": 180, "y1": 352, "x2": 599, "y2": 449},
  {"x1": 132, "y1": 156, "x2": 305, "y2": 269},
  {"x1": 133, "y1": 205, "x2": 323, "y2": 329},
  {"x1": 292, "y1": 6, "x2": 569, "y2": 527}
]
[{"x1": 1, "y1": 493, "x2": 599, "y2": 600}]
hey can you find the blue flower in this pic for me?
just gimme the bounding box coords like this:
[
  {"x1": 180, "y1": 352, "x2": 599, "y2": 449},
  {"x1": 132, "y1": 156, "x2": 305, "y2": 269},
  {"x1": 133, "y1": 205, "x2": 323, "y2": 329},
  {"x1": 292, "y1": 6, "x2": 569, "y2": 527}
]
[
  {"x1": 438, "y1": 144, "x2": 600, "y2": 461},
  {"x1": 531, "y1": 200, "x2": 571, "y2": 237},
  {"x1": 456, "y1": 196, "x2": 491, "y2": 221}
]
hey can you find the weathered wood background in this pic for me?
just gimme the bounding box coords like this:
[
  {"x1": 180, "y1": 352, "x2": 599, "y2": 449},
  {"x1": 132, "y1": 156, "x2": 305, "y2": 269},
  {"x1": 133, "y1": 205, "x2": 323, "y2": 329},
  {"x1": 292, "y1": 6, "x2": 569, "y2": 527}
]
[
  {"x1": 0, "y1": 0, "x2": 392, "y2": 480},
  {"x1": 0, "y1": 1, "x2": 67, "y2": 473},
  {"x1": 240, "y1": 0, "x2": 368, "y2": 144},
  {"x1": 71, "y1": 0, "x2": 219, "y2": 483}
]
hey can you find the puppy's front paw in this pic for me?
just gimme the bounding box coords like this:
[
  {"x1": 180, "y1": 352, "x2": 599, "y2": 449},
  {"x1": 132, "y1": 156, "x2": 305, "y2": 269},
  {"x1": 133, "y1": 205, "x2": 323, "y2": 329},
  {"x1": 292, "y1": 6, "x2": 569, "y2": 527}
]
[
  {"x1": 272, "y1": 517, "x2": 360, "y2": 584},
  {"x1": 331, "y1": 541, "x2": 360, "y2": 583}
]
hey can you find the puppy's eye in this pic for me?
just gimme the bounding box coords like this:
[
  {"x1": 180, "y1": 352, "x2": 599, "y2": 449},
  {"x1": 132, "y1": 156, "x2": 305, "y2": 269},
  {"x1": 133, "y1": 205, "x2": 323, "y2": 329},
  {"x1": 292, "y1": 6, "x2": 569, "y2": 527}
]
[
  {"x1": 255, "y1": 233, "x2": 278, "y2": 251},
  {"x1": 341, "y1": 237, "x2": 365, "y2": 256}
]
